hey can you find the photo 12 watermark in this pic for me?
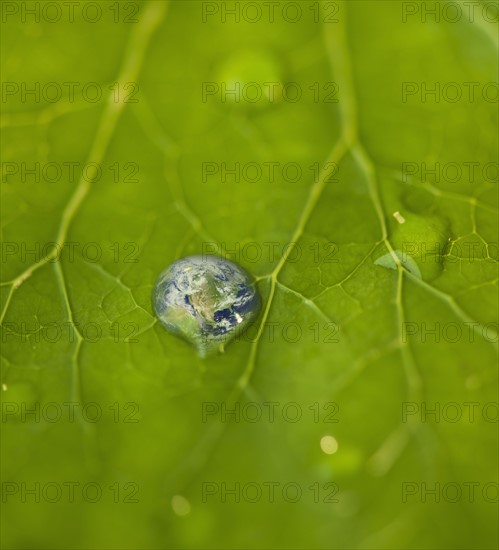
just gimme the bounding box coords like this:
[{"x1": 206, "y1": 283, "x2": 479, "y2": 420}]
[
  {"x1": 200, "y1": 320, "x2": 340, "y2": 347},
  {"x1": 402, "y1": 481, "x2": 498, "y2": 503},
  {"x1": 202, "y1": 241, "x2": 339, "y2": 265},
  {"x1": 402, "y1": 401, "x2": 498, "y2": 423},
  {"x1": 200, "y1": 2, "x2": 340, "y2": 24},
  {"x1": 1, "y1": 2, "x2": 141, "y2": 23},
  {"x1": 1, "y1": 82, "x2": 139, "y2": 105},
  {"x1": 1, "y1": 401, "x2": 140, "y2": 423},
  {"x1": 1, "y1": 481, "x2": 140, "y2": 503},
  {"x1": 401, "y1": 2, "x2": 498, "y2": 23},
  {"x1": 201, "y1": 481, "x2": 339, "y2": 503},
  {"x1": 402, "y1": 161, "x2": 498, "y2": 184},
  {"x1": 202, "y1": 401, "x2": 340, "y2": 423},
  {"x1": 1, "y1": 321, "x2": 140, "y2": 344},
  {"x1": 399, "y1": 242, "x2": 498, "y2": 264},
  {"x1": 1, "y1": 241, "x2": 140, "y2": 264},
  {"x1": 201, "y1": 161, "x2": 339, "y2": 184},
  {"x1": 202, "y1": 81, "x2": 339, "y2": 104},
  {"x1": 402, "y1": 322, "x2": 498, "y2": 343},
  {"x1": 2, "y1": 161, "x2": 139, "y2": 184},
  {"x1": 401, "y1": 82, "x2": 498, "y2": 103}
]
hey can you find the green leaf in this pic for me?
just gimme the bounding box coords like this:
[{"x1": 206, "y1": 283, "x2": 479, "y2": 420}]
[{"x1": 1, "y1": 1, "x2": 498, "y2": 549}]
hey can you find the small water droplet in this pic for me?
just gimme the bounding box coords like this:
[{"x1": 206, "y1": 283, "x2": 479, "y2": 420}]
[
  {"x1": 171, "y1": 494, "x2": 191, "y2": 516},
  {"x1": 392, "y1": 211, "x2": 406, "y2": 224},
  {"x1": 215, "y1": 49, "x2": 284, "y2": 109},
  {"x1": 320, "y1": 435, "x2": 339, "y2": 455},
  {"x1": 375, "y1": 250, "x2": 422, "y2": 279},
  {"x1": 153, "y1": 255, "x2": 260, "y2": 357},
  {"x1": 0, "y1": 382, "x2": 37, "y2": 417}
]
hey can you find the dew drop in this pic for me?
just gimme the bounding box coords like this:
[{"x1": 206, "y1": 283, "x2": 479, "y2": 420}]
[
  {"x1": 375, "y1": 250, "x2": 422, "y2": 279},
  {"x1": 152, "y1": 255, "x2": 261, "y2": 357},
  {"x1": 171, "y1": 495, "x2": 191, "y2": 516},
  {"x1": 215, "y1": 49, "x2": 284, "y2": 108},
  {"x1": 0, "y1": 382, "x2": 37, "y2": 418},
  {"x1": 386, "y1": 213, "x2": 450, "y2": 280},
  {"x1": 392, "y1": 210, "x2": 406, "y2": 224},
  {"x1": 320, "y1": 435, "x2": 339, "y2": 455}
]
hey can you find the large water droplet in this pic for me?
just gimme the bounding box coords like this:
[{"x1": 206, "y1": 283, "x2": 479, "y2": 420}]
[
  {"x1": 386, "y1": 213, "x2": 450, "y2": 281},
  {"x1": 152, "y1": 255, "x2": 260, "y2": 357}
]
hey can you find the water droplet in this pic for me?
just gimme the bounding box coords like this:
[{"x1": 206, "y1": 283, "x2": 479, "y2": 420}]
[
  {"x1": 388, "y1": 213, "x2": 450, "y2": 280},
  {"x1": 171, "y1": 495, "x2": 191, "y2": 516},
  {"x1": 392, "y1": 211, "x2": 406, "y2": 224},
  {"x1": 0, "y1": 382, "x2": 37, "y2": 418},
  {"x1": 153, "y1": 255, "x2": 260, "y2": 357},
  {"x1": 320, "y1": 435, "x2": 339, "y2": 455},
  {"x1": 215, "y1": 49, "x2": 284, "y2": 108},
  {"x1": 375, "y1": 250, "x2": 422, "y2": 279}
]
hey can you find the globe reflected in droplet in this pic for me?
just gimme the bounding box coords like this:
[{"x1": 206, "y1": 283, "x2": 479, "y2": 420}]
[{"x1": 153, "y1": 255, "x2": 260, "y2": 357}]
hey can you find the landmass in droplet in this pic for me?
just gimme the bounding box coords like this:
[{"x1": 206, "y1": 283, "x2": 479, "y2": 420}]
[{"x1": 152, "y1": 255, "x2": 260, "y2": 357}]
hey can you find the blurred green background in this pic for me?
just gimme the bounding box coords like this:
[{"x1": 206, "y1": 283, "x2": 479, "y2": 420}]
[{"x1": 1, "y1": 1, "x2": 498, "y2": 548}]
